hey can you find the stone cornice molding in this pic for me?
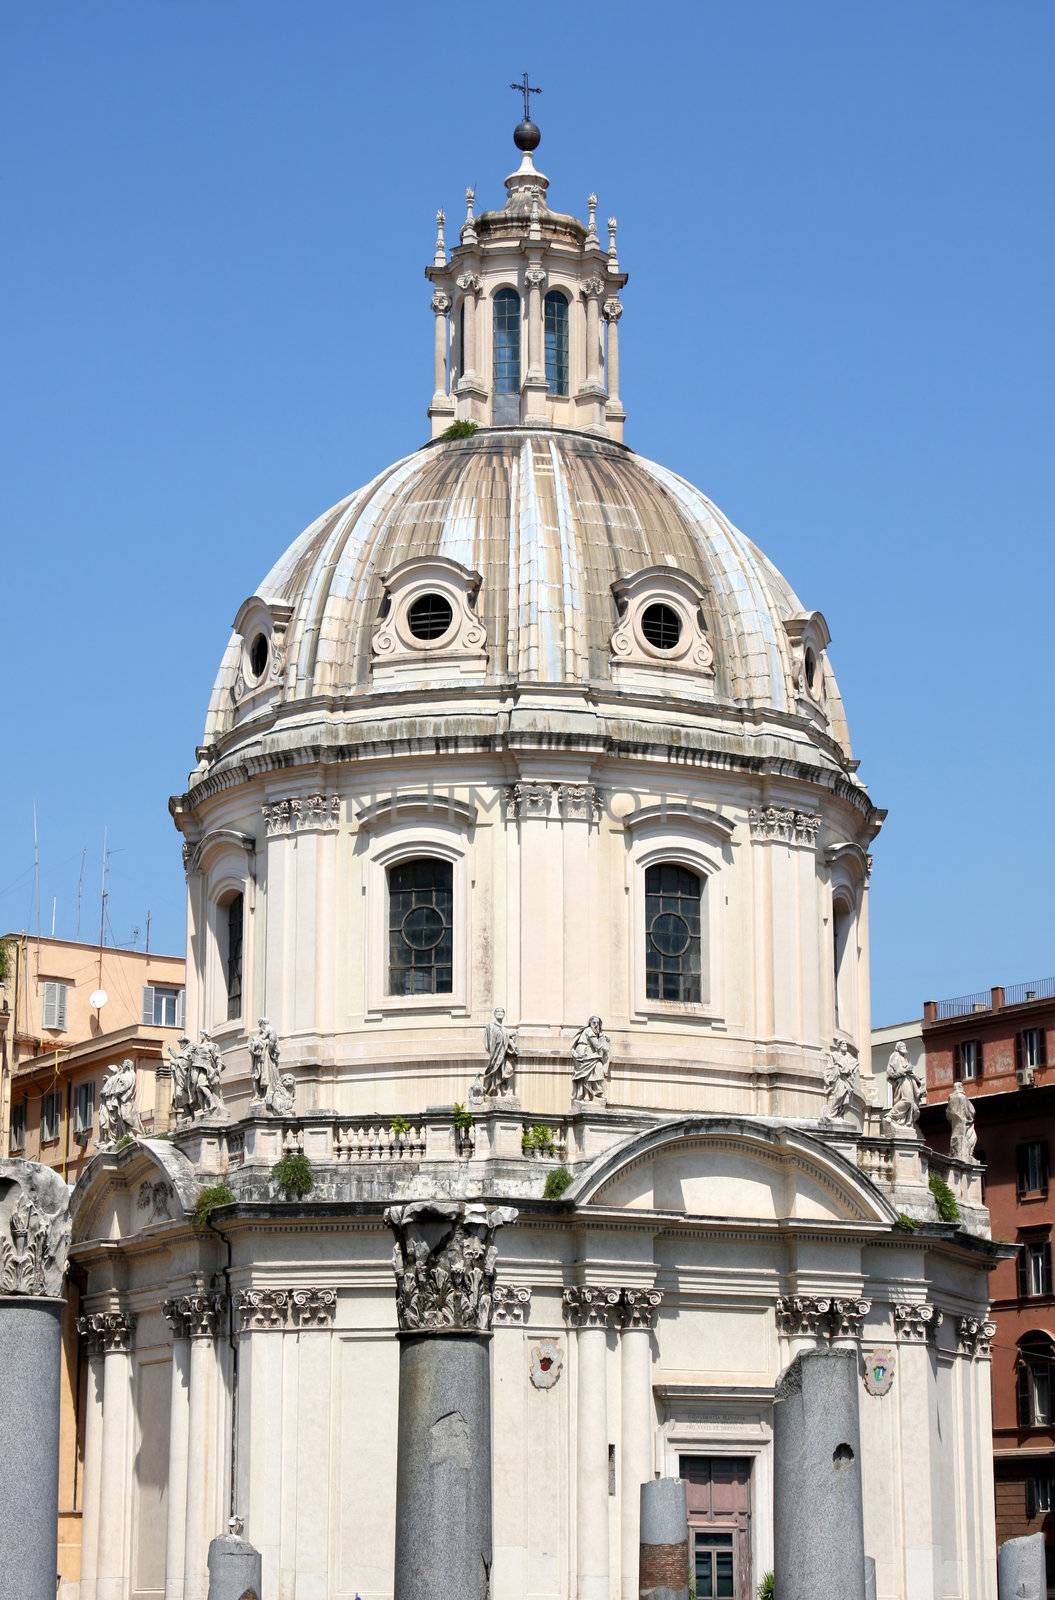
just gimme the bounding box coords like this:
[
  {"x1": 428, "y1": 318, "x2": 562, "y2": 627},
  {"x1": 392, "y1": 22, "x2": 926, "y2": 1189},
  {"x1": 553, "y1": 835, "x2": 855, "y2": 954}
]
[
  {"x1": 620, "y1": 801, "x2": 734, "y2": 841},
  {"x1": 617, "y1": 1287, "x2": 664, "y2": 1330},
  {"x1": 80, "y1": 1308, "x2": 136, "y2": 1354},
  {"x1": 893, "y1": 1301, "x2": 942, "y2": 1345},
  {"x1": 493, "y1": 1284, "x2": 533, "y2": 1324},
  {"x1": 562, "y1": 1285, "x2": 622, "y2": 1329},
  {"x1": 957, "y1": 1315, "x2": 996, "y2": 1359},
  {"x1": 355, "y1": 791, "x2": 477, "y2": 832},
  {"x1": 183, "y1": 828, "x2": 256, "y2": 876},
  {"x1": 262, "y1": 794, "x2": 341, "y2": 836},
  {"x1": 749, "y1": 807, "x2": 822, "y2": 846}
]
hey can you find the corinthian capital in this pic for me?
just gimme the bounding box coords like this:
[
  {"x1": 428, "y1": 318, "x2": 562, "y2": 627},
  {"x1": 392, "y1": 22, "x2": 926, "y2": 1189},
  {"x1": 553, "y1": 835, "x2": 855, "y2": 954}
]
[
  {"x1": 562, "y1": 1285, "x2": 621, "y2": 1329},
  {"x1": 81, "y1": 1309, "x2": 136, "y2": 1353},
  {"x1": 618, "y1": 1288, "x2": 663, "y2": 1330},
  {"x1": 386, "y1": 1200, "x2": 517, "y2": 1333}
]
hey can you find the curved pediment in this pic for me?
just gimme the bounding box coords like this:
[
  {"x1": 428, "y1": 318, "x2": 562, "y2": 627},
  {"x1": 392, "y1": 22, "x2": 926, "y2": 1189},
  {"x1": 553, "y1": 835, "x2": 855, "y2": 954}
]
[
  {"x1": 569, "y1": 1117, "x2": 897, "y2": 1226},
  {"x1": 70, "y1": 1138, "x2": 201, "y2": 1245}
]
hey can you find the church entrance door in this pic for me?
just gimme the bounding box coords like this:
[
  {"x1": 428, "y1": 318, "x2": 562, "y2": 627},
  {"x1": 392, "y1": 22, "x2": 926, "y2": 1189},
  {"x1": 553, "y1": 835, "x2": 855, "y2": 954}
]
[{"x1": 679, "y1": 1455, "x2": 752, "y2": 1600}]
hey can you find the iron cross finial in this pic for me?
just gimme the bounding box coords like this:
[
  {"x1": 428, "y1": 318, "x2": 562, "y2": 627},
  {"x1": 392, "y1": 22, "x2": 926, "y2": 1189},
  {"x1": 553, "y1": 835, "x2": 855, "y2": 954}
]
[{"x1": 511, "y1": 72, "x2": 541, "y2": 121}]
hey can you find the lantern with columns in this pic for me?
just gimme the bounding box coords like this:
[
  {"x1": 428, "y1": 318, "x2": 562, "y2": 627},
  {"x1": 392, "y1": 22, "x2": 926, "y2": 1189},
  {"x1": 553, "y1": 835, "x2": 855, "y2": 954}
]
[{"x1": 426, "y1": 118, "x2": 628, "y2": 439}]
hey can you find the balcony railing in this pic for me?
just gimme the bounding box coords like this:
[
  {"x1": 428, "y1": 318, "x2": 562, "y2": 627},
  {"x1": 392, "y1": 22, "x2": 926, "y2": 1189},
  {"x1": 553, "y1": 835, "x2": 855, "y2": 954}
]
[
  {"x1": 1004, "y1": 977, "x2": 1055, "y2": 1008},
  {"x1": 928, "y1": 976, "x2": 1055, "y2": 1022},
  {"x1": 934, "y1": 990, "x2": 991, "y2": 1021}
]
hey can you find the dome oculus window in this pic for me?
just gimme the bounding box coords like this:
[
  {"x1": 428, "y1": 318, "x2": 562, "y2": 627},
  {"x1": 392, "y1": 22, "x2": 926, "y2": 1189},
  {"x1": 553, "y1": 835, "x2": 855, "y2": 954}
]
[
  {"x1": 248, "y1": 633, "x2": 269, "y2": 679},
  {"x1": 388, "y1": 858, "x2": 453, "y2": 995},
  {"x1": 645, "y1": 863, "x2": 702, "y2": 1002},
  {"x1": 407, "y1": 593, "x2": 455, "y2": 642},
  {"x1": 640, "y1": 602, "x2": 683, "y2": 652}
]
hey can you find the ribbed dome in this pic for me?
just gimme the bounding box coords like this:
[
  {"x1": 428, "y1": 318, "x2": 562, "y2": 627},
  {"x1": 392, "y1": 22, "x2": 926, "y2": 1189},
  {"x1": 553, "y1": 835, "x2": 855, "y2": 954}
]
[{"x1": 202, "y1": 428, "x2": 851, "y2": 759}]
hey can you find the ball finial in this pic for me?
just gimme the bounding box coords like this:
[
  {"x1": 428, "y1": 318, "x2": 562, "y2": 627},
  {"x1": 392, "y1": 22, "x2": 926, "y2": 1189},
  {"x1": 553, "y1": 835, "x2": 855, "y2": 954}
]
[{"x1": 513, "y1": 118, "x2": 541, "y2": 153}]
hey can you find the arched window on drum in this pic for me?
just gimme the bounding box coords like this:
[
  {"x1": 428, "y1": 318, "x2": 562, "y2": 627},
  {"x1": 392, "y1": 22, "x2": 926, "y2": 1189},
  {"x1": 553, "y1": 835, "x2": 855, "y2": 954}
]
[
  {"x1": 492, "y1": 287, "x2": 521, "y2": 422},
  {"x1": 645, "y1": 864, "x2": 702, "y2": 1003},
  {"x1": 544, "y1": 290, "x2": 569, "y2": 396},
  {"x1": 387, "y1": 858, "x2": 453, "y2": 996}
]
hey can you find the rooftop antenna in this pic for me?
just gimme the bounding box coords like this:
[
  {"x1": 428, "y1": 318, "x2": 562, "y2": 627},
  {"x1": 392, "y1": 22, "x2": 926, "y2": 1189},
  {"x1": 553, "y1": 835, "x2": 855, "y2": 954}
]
[
  {"x1": 75, "y1": 846, "x2": 87, "y2": 940},
  {"x1": 32, "y1": 802, "x2": 41, "y2": 976},
  {"x1": 145, "y1": 909, "x2": 152, "y2": 956},
  {"x1": 50, "y1": 897, "x2": 57, "y2": 938},
  {"x1": 90, "y1": 829, "x2": 111, "y2": 1013}
]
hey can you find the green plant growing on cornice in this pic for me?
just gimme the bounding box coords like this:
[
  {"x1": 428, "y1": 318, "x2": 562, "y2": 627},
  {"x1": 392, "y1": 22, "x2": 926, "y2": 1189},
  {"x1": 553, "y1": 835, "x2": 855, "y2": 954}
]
[
  {"x1": 522, "y1": 1124, "x2": 556, "y2": 1157},
  {"x1": 895, "y1": 1211, "x2": 921, "y2": 1232},
  {"x1": 114, "y1": 1133, "x2": 134, "y2": 1151},
  {"x1": 757, "y1": 1575, "x2": 775, "y2": 1600},
  {"x1": 390, "y1": 1116, "x2": 411, "y2": 1138},
  {"x1": 543, "y1": 1166, "x2": 572, "y2": 1200},
  {"x1": 451, "y1": 1103, "x2": 473, "y2": 1134},
  {"x1": 440, "y1": 419, "x2": 478, "y2": 440},
  {"x1": 929, "y1": 1172, "x2": 961, "y2": 1224},
  {"x1": 0, "y1": 937, "x2": 11, "y2": 987},
  {"x1": 272, "y1": 1151, "x2": 314, "y2": 1202},
  {"x1": 193, "y1": 1183, "x2": 236, "y2": 1235}
]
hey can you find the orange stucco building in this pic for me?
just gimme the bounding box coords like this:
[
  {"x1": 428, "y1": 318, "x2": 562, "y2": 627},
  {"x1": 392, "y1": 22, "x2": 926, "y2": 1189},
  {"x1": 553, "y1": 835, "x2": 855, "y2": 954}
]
[
  {"x1": 0, "y1": 933, "x2": 185, "y2": 1589},
  {"x1": 921, "y1": 978, "x2": 1055, "y2": 1585}
]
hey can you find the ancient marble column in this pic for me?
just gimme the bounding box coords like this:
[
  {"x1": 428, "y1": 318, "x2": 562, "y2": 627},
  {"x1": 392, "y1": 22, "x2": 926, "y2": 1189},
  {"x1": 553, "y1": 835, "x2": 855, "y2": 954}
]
[
  {"x1": 997, "y1": 1531, "x2": 1046, "y2": 1598},
  {"x1": 773, "y1": 1347, "x2": 866, "y2": 1600},
  {"x1": 564, "y1": 1285, "x2": 621, "y2": 1600},
  {"x1": 603, "y1": 297, "x2": 624, "y2": 414},
  {"x1": 0, "y1": 1159, "x2": 72, "y2": 1600},
  {"x1": 386, "y1": 1201, "x2": 516, "y2": 1600},
  {"x1": 619, "y1": 1290, "x2": 663, "y2": 1600},
  {"x1": 95, "y1": 1309, "x2": 138, "y2": 1600},
  {"x1": 639, "y1": 1477, "x2": 689, "y2": 1600}
]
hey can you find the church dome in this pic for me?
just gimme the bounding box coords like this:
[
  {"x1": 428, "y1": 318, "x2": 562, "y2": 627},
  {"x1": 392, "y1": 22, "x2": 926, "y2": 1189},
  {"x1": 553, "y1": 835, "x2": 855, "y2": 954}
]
[{"x1": 200, "y1": 426, "x2": 852, "y2": 767}]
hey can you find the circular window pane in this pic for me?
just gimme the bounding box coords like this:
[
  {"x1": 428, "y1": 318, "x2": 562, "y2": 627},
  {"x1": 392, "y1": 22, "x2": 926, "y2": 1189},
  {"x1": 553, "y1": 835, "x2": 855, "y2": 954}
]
[
  {"x1": 640, "y1": 602, "x2": 682, "y2": 651},
  {"x1": 407, "y1": 594, "x2": 454, "y2": 641},
  {"x1": 248, "y1": 633, "x2": 269, "y2": 678},
  {"x1": 401, "y1": 905, "x2": 445, "y2": 949},
  {"x1": 649, "y1": 910, "x2": 691, "y2": 957}
]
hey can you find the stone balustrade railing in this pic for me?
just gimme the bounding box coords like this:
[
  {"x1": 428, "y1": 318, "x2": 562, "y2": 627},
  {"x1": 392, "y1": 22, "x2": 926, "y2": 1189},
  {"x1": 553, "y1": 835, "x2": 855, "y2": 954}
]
[{"x1": 335, "y1": 1123, "x2": 427, "y2": 1163}]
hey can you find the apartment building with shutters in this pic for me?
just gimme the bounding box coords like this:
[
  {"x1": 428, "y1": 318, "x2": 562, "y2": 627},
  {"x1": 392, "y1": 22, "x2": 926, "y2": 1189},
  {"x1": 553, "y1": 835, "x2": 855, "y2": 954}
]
[
  {"x1": 0, "y1": 931, "x2": 185, "y2": 1588},
  {"x1": 920, "y1": 976, "x2": 1055, "y2": 1583}
]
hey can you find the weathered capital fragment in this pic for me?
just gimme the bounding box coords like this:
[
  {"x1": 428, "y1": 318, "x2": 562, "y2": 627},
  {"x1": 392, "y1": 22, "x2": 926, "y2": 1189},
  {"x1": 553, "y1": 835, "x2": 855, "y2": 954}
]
[{"x1": 385, "y1": 1200, "x2": 517, "y2": 1333}]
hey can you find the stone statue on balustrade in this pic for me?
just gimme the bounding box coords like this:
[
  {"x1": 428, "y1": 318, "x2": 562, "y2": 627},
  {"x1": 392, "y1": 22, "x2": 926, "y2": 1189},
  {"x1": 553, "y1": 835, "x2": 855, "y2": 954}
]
[
  {"x1": 167, "y1": 1031, "x2": 227, "y2": 1121},
  {"x1": 822, "y1": 1038, "x2": 859, "y2": 1123},
  {"x1": 96, "y1": 1059, "x2": 144, "y2": 1147},
  {"x1": 482, "y1": 1008, "x2": 518, "y2": 1099},
  {"x1": 249, "y1": 1017, "x2": 296, "y2": 1116},
  {"x1": 571, "y1": 1015, "x2": 611, "y2": 1105},
  {"x1": 947, "y1": 1081, "x2": 977, "y2": 1162},
  {"x1": 887, "y1": 1041, "x2": 924, "y2": 1134}
]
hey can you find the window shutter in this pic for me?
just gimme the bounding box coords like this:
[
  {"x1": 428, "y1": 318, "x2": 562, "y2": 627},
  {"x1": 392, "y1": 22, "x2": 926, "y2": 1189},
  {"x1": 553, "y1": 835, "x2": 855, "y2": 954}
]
[
  {"x1": 1046, "y1": 1243, "x2": 1054, "y2": 1297},
  {"x1": 141, "y1": 986, "x2": 154, "y2": 1026},
  {"x1": 1041, "y1": 1030, "x2": 1049, "y2": 1068},
  {"x1": 1018, "y1": 1246, "x2": 1029, "y2": 1297},
  {"x1": 1016, "y1": 1032, "x2": 1024, "y2": 1073},
  {"x1": 1018, "y1": 1358, "x2": 1032, "y2": 1424},
  {"x1": 1027, "y1": 1478, "x2": 1037, "y2": 1519},
  {"x1": 42, "y1": 982, "x2": 57, "y2": 1029},
  {"x1": 1044, "y1": 1144, "x2": 1051, "y2": 1197},
  {"x1": 57, "y1": 983, "x2": 68, "y2": 1031},
  {"x1": 954, "y1": 1042, "x2": 962, "y2": 1080},
  {"x1": 976, "y1": 1038, "x2": 984, "y2": 1076},
  {"x1": 177, "y1": 987, "x2": 186, "y2": 1028}
]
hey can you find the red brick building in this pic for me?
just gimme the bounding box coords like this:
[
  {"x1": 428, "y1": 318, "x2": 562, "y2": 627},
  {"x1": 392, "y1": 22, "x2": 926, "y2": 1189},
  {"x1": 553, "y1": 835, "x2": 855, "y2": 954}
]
[{"x1": 921, "y1": 977, "x2": 1055, "y2": 1583}]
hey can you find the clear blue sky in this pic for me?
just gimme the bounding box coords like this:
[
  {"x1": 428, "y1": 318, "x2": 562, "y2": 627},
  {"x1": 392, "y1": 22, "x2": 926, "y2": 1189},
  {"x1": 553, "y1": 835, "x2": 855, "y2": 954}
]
[{"x1": 2, "y1": 1, "x2": 1052, "y2": 1023}]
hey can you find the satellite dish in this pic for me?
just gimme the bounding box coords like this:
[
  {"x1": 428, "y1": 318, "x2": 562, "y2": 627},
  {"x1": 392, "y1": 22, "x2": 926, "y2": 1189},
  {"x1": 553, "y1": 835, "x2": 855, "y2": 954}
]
[{"x1": 89, "y1": 989, "x2": 108, "y2": 1010}]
